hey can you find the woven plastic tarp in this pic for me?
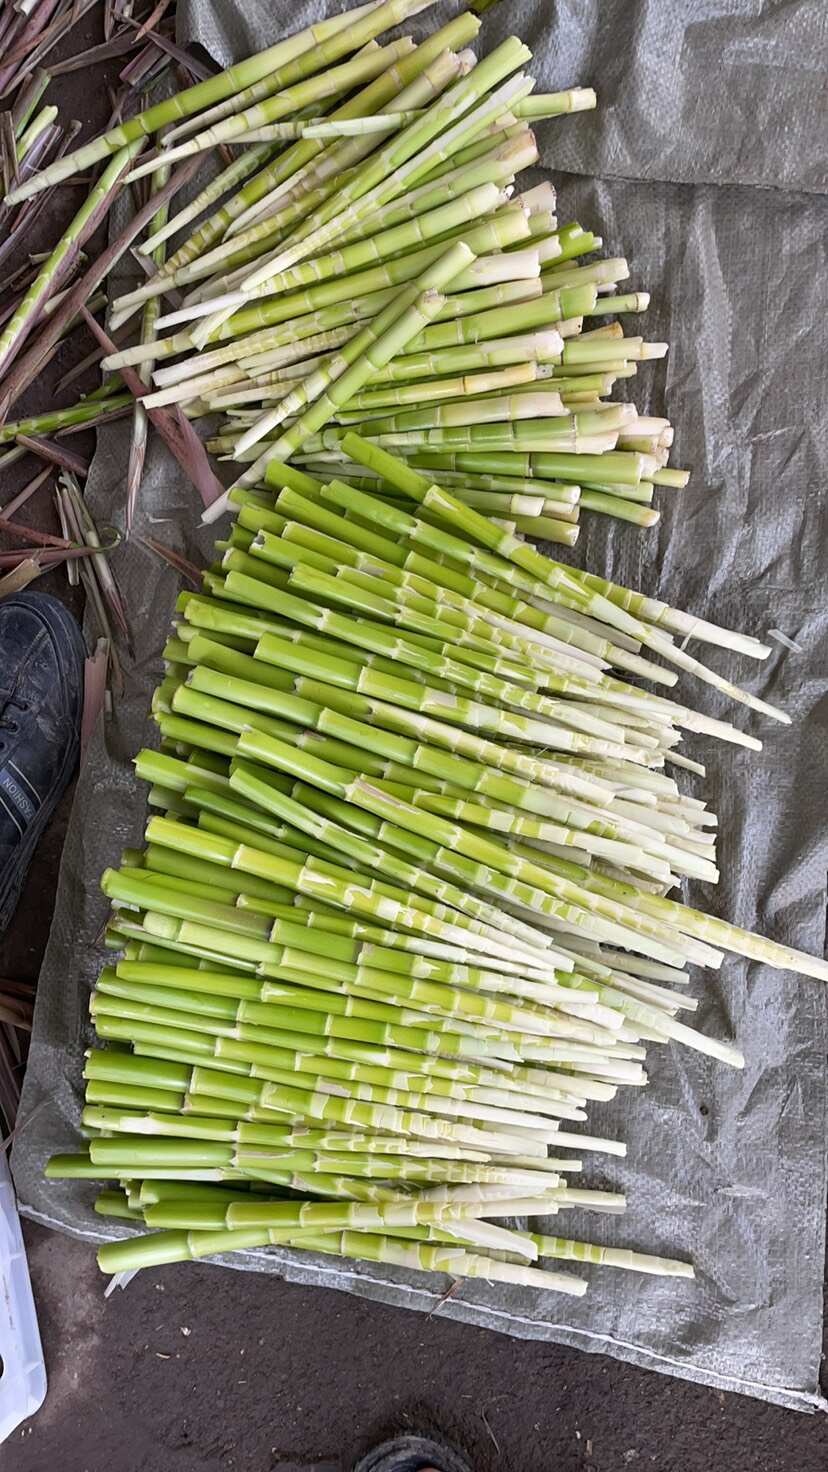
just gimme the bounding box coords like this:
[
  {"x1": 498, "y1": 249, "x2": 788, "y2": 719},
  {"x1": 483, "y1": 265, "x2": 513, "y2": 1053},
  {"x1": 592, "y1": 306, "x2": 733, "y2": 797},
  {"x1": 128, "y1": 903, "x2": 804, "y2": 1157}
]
[{"x1": 12, "y1": 0, "x2": 828, "y2": 1411}]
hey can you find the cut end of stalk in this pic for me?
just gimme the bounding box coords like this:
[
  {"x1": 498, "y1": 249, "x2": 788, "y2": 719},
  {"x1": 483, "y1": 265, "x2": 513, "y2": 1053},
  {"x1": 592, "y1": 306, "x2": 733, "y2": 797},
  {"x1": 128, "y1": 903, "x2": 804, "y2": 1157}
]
[{"x1": 569, "y1": 87, "x2": 597, "y2": 112}]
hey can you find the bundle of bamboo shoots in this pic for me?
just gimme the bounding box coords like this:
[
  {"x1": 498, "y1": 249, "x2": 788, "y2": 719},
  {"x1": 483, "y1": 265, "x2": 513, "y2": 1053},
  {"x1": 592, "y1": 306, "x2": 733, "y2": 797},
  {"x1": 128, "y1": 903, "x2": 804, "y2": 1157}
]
[
  {"x1": 47, "y1": 426, "x2": 827, "y2": 1285},
  {"x1": 4, "y1": 0, "x2": 680, "y2": 540}
]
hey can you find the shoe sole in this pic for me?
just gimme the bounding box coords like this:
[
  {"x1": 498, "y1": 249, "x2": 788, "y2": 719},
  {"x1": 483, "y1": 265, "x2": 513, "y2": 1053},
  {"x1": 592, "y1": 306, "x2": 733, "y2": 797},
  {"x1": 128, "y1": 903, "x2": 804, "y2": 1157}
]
[
  {"x1": 0, "y1": 600, "x2": 87, "y2": 932},
  {"x1": 352, "y1": 1436, "x2": 472, "y2": 1472}
]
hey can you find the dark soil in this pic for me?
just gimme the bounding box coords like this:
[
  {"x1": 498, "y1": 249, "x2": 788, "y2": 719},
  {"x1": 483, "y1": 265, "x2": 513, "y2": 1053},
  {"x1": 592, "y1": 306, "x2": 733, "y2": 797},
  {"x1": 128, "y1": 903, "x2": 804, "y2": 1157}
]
[{"x1": 7, "y1": 1221, "x2": 828, "y2": 1472}]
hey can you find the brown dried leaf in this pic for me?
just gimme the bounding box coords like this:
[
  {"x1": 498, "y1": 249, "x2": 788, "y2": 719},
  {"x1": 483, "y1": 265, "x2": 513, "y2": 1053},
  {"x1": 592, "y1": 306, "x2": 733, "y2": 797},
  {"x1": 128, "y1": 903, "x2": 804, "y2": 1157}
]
[
  {"x1": 81, "y1": 636, "x2": 109, "y2": 757},
  {"x1": 15, "y1": 432, "x2": 89, "y2": 476},
  {"x1": 1, "y1": 463, "x2": 52, "y2": 520},
  {"x1": 130, "y1": 26, "x2": 218, "y2": 83},
  {"x1": 0, "y1": 514, "x2": 70, "y2": 548},
  {"x1": 0, "y1": 110, "x2": 19, "y2": 195},
  {"x1": 132, "y1": 0, "x2": 174, "y2": 44},
  {"x1": 139, "y1": 535, "x2": 202, "y2": 587},
  {"x1": 79, "y1": 307, "x2": 226, "y2": 510},
  {"x1": 50, "y1": 30, "x2": 141, "y2": 76}
]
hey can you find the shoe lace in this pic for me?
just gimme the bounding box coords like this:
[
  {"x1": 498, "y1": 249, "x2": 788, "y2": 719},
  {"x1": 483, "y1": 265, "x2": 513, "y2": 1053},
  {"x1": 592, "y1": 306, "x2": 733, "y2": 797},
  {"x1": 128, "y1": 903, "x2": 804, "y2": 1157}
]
[{"x1": 0, "y1": 685, "x2": 29, "y2": 734}]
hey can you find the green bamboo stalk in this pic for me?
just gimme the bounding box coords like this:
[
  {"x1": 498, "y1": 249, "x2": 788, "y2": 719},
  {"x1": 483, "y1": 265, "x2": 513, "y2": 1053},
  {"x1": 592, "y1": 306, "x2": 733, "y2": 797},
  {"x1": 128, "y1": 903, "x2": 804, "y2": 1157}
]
[
  {"x1": 143, "y1": 145, "x2": 278, "y2": 255},
  {"x1": 393, "y1": 447, "x2": 639, "y2": 485},
  {"x1": 127, "y1": 153, "x2": 172, "y2": 532},
  {"x1": 296, "y1": 85, "x2": 592, "y2": 136},
  {"x1": 7, "y1": 0, "x2": 439, "y2": 202},
  {"x1": 226, "y1": 38, "x2": 533, "y2": 275},
  {"x1": 516, "y1": 89, "x2": 597, "y2": 118},
  {"x1": 212, "y1": 1192, "x2": 561, "y2": 1236},
  {"x1": 94, "y1": 1191, "x2": 143, "y2": 1222},
  {"x1": 15, "y1": 105, "x2": 58, "y2": 161},
  {"x1": 234, "y1": 230, "x2": 493, "y2": 461},
  {"x1": 276, "y1": 1228, "x2": 587, "y2": 1294},
  {"x1": 128, "y1": 39, "x2": 419, "y2": 185},
  {"x1": 142, "y1": 809, "x2": 551, "y2": 962},
  {"x1": 163, "y1": 5, "x2": 406, "y2": 149},
  {"x1": 526, "y1": 1232, "x2": 693, "y2": 1276},
  {"x1": 158, "y1": 200, "x2": 530, "y2": 342},
  {"x1": 337, "y1": 436, "x2": 780, "y2": 702},
  {"x1": 165, "y1": 15, "x2": 481, "y2": 290},
  {"x1": 0, "y1": 141, "x2": 144, "y2": 376},
  {"x1": 335, "y1": 362, "x2": 541, "y2": 412},
  {"x1": 510, "y1": 512, "x2": 580, "y2": 544},
  {"x1": 189, "y1": 58, "x2": 535, "y2": 349},
  {"x1": 0, "y1": 393, "x2": 133, "y2": 444},
  {"x1": 115, "y1": 41, "x2": 434, "y2": 316},
  {"x1": 218, "y1": 244, "x2": 475, "y2": 505},
  {"x1": 578, "y1": 489, "x2": 659, "y2": 527}
]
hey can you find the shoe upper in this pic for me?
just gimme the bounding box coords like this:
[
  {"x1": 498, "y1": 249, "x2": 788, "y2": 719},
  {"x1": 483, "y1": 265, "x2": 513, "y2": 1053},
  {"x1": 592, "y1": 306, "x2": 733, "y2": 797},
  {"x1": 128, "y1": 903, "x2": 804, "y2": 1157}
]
[{"x1": 0, "y1": 592, "x2": 86, "y2": 887}]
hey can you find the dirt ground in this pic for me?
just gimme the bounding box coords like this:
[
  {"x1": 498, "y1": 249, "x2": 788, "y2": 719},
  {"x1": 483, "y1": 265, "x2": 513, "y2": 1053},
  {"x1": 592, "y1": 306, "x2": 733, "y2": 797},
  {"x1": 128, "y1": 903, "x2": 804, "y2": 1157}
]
[
  {"x1": 0, "y1": 13, "x2": 826, "y2": 1472},
  {"x1": 5, "y1": 1213, "x2": 828, "y2": 1472}
]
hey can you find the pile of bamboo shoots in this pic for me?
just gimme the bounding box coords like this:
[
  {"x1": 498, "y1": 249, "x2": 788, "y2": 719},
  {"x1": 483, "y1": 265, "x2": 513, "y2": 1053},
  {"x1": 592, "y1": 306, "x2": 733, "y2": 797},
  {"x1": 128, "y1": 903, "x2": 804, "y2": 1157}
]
[
  {"x1": 47, "y1": 428, "x2": 827, "y2": 1286},
  {"x1": 7, "y1": 1, "x2": 824, "y2": 1294},
  {"x1": 4, "y1": 0, "x2": 681, "y2": 542}
]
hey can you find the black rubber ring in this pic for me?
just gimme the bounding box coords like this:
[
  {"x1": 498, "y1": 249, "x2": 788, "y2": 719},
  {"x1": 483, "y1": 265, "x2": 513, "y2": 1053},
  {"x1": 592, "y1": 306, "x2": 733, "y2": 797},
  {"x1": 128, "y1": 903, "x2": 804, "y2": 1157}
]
[{"x1": 353, "y1": 1434, "x2": 473, "y2": 1472}]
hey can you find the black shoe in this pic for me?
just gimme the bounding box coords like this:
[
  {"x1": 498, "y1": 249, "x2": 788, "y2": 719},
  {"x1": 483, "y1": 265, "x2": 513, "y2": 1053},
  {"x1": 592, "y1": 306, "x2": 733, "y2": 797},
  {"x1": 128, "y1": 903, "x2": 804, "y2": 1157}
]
[
  {"x1": 0, "y1": 591, "x2": 86, "y2": 932},
  {"x1": 354, "y1": 1437, "x2": 472, "y2": 1472}
]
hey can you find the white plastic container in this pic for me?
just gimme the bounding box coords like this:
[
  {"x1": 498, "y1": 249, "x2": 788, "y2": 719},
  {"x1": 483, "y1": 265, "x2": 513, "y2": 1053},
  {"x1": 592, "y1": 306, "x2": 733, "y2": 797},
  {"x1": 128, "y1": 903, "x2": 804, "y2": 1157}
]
[{"x1": 0, "y1": 1151, "x2": 46, "y2": 1442}]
